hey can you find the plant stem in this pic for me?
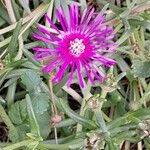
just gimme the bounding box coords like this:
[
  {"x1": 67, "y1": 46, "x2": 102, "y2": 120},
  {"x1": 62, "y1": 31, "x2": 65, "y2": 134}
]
[
  {"x1": 48, "y1": 79, "x2": 58, "y2": 144},
  {"x1": 95, "y1": 90, "x2": 108, "y2": 133},
  {"x1": 39, "y1": 143, "x2": 69, "y2": 150},
  {"x1": 2, "y1": 140, "x2": 32, "y2": 150},
  {"x1": 76, "y1": 91, "x2": 92, "y2": 133},
  {"x1": 95, "y1": 109, "x2": 109, "y2": 134},
  {"x1": 100, "y1": 90, "x2": 108, "y2": 99},
  {"x1": 62, "y1": 86, "x2": 82, "y2": 103}
]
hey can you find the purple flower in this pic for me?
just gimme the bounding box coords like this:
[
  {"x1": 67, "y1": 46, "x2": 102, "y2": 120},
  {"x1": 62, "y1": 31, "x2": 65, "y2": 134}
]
[{"x1": 33, "y1": 4, "x2": 117, "y2": 88}]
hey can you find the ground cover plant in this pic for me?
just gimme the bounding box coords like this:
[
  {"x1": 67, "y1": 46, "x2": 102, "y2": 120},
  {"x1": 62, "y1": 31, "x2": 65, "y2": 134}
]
[{"x1": 0, "y1": 0, "x2": 150, "y2": 149}]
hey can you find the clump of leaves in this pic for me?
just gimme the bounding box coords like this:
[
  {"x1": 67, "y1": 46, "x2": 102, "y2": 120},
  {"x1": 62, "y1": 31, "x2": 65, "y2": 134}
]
[{"x1": 0, "y1": 0, "x2": 150, "y2": 150}]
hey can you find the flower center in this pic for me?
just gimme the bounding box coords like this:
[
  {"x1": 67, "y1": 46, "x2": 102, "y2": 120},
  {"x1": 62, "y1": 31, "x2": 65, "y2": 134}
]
[{"x1": 69, "y1": 38, "x2": 85, "y2": 57}]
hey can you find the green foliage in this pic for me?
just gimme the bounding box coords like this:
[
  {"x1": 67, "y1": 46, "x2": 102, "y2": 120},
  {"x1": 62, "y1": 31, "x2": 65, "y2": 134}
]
[
  {"x1": 7, "y1": 20, "x2": 22, "y2": 60},
  {"x1": 58, "y1": 98, "x2": 97, "y2": 130},
  {"x1": 0, "y1": 0, "x2": 150, "y2": 150},
  {"x1": 21, "y1": 70, "x2": 51, "y2": 139},
  {"x1": 132, "y1": 59, "x2": 150, "y2": 78},
  {"x1": 8, "y1": 100, "x2": 27, "y2": 125},
  {"x1": 32, "y1": 94, "x2": 49, "y2": 114},
  {"x1": 21, "y1": 69, "x2": 42, "y2": 92}
]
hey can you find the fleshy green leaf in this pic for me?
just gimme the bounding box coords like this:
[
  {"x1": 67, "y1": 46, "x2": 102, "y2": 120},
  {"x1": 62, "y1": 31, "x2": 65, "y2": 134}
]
[
  {"x1": 21, "y1": 69, "x2": 42, "y2": 91},
  {"x1": 32, "y1": 93, "x2": 49, "y2": 114},
  {"x1": 8, "y1": 100, "x2": 27, "y2": 125},
  {"x1": 58, "y1": 98, "x2": 97, "y2": 130},
  {"x1": 132, "y1": 59, "x2": 150, "y2": 78},
  {"x1": 36, "y1": 112, "x2": 51, "y2": 139},
  {"x1": 26, "y1": 94, "x2": 41, "y2": 137}
]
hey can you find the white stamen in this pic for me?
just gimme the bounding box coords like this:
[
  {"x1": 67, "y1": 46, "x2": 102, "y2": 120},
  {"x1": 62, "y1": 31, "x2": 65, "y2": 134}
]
[{"x1": 69, "y1": 38, "x2": 85, "y2": 57}]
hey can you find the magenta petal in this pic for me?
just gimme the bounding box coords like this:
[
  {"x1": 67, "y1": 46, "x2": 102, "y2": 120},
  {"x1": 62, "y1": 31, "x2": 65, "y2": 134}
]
[
  {"x1": 76, "y1": 61, "x2": 84, "y2": 88},
  {"x1": 67, "y1": 63, "x2": 75, "y2": 87},
  {"x1": 93, "y1": 64, "x2": 106, "y2": 78},
  {"x1": 32, "y1": 4, "x2": 118, "y2": 88},
  {"x1": 86, "y1": 63, "x2": 101, "y2": 80},
  {"x1": 34, "y1": 52, "x2": 49, "y2": 58},
  {"x1": 80, "y1": 8, "x2": 95, "y2": 33},
  {"x1": 84, "y1": 65, "x2": 95, "y2": 84},
  {"x1": 96, "y1": 49, "x2": 116, "y2": 53},
  {"x1": 93, "y1": 55, "x2": 117, "y2": 66},
  {"x1": 80, "y1": 7, "x2": 87, "y2": 24},
  {"x1": 42, "y1": 58, "x2": 62, "y2": 73},
  {"x1": 37, "y1": 54, "x2": 57, "y2": 61},
  {"x1": 33, "y1": 33, "x2": 57, "y2": 44},
  {"x1": 53, "y1": 61, "x2": 69, "y2": 83},
  {"x1": 74, "y1": 5, "x2": 79, "y2": 27},
  {"x1": 69, "y1": 4, "x2": 75, "y2": 30},
  {"x1": 32, "y1": 47, "x2": 54, "y2": 52},
  {"x1": 98, "y1": 35, "x2": 115, "y2": 43},
  {"x1": 100, "y1": 43, "x2": 116, "y2": 47},
  {"x1": 86, "y1": 16, "x2": 105, "y2": 36},
  {"x1": 45, "y1": 15, "x2": 61, "y2": 34},
  {"x1": 38, "y1": 26, "x2": 61, "y2": 41},
  {"x1": 56, "y1": 8, "x2": 68, "y2": 31}
]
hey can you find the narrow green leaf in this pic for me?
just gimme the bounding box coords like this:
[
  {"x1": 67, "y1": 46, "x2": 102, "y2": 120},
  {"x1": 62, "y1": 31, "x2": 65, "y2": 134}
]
[
  {"x1": 6, "y1": 80, "x2": 17, "y2": 107},
  {"x1": 0, "y1": 3, "x2": 11, "y2": 23},
  {"x1": 7, "y1": 19, "x2": 22, "y2": 59},
  {"x1": 108, "y1": 108, "x2": 150, "y2": 129},
  {"x1": 120, "y1": 0, "x2": 138, "y2": 18},
  {"x1": 25, "y1": 94, "x2": 40, "y2": 137},
  {"x1": 58, "y1": 98, "x2": 97, "y2": 130},
  {"x1": 5, "y1": 69, "x2": 28, "y2": 79},
  {"x1": 23, "y1": 49, "x2": 41, "y2": 67},
  {"x1": 95, "y1": 109, "x2": 108, "y2": 133},
  {"x1": 1, "y1": 77, "x2": 18, "y2": 91},
  {"x1": 107, "y1": 140, "x2": 119, "y2": 150},
  {"x1": 11, "y1": 0, "x2": 21, "y2": 20},
  {"x1": 116, "y1": 30, "x2": 131, "y2": 45},
  {"x1": 21, "y1": 61, "x2": 40, "y2": 70},
  {"x1": 97, "y1": 0, "x2": 122, "y2": 14},
  {"x1": 0, "y1": 68, "x2": 12, "y2": 88},
  {"x1": 116, "y1": 72, "x2": 127, "y2": 82}
]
